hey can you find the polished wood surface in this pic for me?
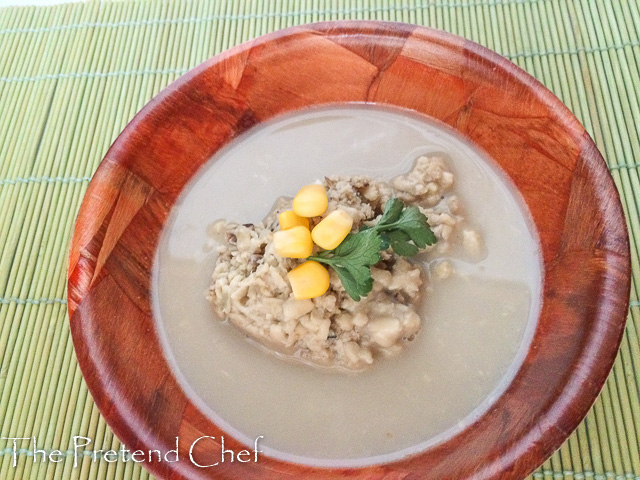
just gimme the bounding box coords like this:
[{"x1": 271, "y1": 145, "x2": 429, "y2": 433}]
[{"x1": 67, "y1": 21, "x2": 631, "y2": 480}]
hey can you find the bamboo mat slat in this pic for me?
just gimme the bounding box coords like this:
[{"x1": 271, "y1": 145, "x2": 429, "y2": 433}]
[{"x1": 0, "y1": 1, "x2": 638, "y2": 479}]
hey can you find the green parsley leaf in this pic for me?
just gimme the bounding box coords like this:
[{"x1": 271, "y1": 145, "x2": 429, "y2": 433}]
[
  {"x1": 373, "y1": 199, "x2": 437, "y2": 249},
  {"x1": 375, "y1": 197, "x2": 404, "y2": 226},
  {"x1": 381, "y1": 230, "x2": 420, "y2": 257},
  {"x1": 308, "y1": 229, "x2": 383, "y2": 301},
  {"x1": 307, "y1": 197, "x2": 436, "y2": 301}
]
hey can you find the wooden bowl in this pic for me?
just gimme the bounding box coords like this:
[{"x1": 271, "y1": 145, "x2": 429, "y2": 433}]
[{"x1": 67, "y1": 21, "x2": 630, "y2": 480}]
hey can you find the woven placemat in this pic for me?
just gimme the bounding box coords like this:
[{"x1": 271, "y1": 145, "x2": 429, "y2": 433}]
[{"x1": 0, "y1": 1, "x2": 638, "y2": 479}]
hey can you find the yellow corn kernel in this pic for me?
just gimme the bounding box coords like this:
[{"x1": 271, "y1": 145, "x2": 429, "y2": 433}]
[
  {"x1": 278, "y1": 210, "x2": 309, "y2": 230},
  {"x1": 288, "y1": 261, "x2": 330, "y2": 299},
  {"x1": 292, "y1": 184, "x2": 328, "y2": 217},
  {"x1": 273, "y1": 226, "x2": 313, "y2": 258},
  {"x1": 311, "y1": 210, "x2": 353, "y2": 250}
]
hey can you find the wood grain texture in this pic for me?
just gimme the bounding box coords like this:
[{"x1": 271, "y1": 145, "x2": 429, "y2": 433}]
[{"x1": 67, "y1": 21, "x2": 631, "y2": 480}]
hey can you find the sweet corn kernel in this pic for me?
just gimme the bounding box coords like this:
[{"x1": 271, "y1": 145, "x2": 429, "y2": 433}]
[
  {"x1": 288, "y1": 261, "x2": 330, "y2": 299},
  {"x1": 311, "y1": 210, "x2": 353, "y2": 250},
  {"x1": 278, "y1": 210, "x2": 309, "y2": 230},
  {"x1": 273, "y1": 226, "x2": 313, "y2": 258},
  {"x1": 292, "y1": 184, "x2": 328, "y2": 217}
]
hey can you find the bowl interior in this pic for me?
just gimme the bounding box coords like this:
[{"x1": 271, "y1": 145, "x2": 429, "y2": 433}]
[{"x1": 151, "y1": 103, "x2": 543, "y2": 466}]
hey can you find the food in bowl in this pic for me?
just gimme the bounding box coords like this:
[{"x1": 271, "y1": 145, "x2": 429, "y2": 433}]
[
  {"x1": 152, "y1": 104, "x2": 542, "y2": 463},
  {"x1": 207, "y1": 155, "x2": 483, "y2": 370}
]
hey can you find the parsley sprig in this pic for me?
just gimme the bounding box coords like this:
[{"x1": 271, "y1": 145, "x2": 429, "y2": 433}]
[
  {"x1": 309, "y1": 229, "x2": 382, "y2": 301},
  {"x1": 308, "y1": 198, "x2": 437, "y2": 301}
]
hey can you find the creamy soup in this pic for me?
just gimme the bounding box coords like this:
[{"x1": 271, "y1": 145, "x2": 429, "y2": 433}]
[{"x1": 151, "y1": 105, "x2": 542, "y2": 467}]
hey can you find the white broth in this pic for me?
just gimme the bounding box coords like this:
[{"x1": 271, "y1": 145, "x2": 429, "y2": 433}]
[{"x1": 151, "y1": 105, "x2": 542, "y2": 467}]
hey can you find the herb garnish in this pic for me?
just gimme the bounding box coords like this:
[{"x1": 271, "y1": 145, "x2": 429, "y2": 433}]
[
  {"x1": 308, "y1": 228, "x2": 382, "y2": 301},
  {"x1": 308, "y1": 198, "x2": 437, "y2": 301}
]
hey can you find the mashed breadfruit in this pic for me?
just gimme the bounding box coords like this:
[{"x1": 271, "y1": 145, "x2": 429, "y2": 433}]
[{"x1": 208, "y1": 155, "x2": 470, "y2": 370}]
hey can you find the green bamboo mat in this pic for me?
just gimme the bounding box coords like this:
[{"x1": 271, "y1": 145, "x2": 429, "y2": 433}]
[{"x1": 0, "y1": 0, "x2": 638, "y2": 479}]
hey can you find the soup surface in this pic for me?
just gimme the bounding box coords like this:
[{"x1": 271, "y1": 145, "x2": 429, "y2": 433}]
[{"x1": 152, "y1": 104, "x2": 542, "y2": 467}]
